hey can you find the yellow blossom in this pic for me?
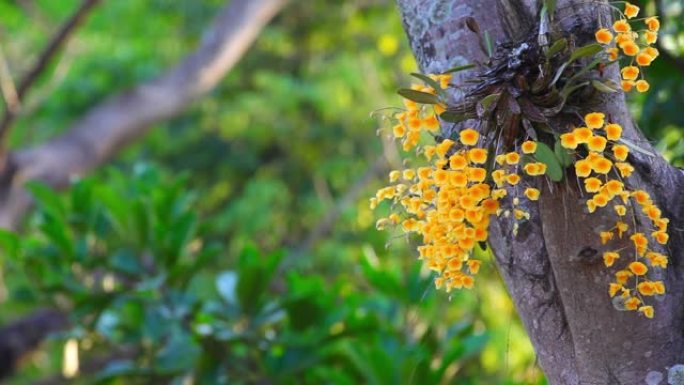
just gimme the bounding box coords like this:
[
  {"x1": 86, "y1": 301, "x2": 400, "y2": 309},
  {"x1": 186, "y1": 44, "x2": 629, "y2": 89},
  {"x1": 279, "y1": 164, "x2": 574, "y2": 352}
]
[
  {"x1": 587, "y1": 135, "x2": 607, "y2": 152},
  {"x1": 585, "y1": 112, "x2": 606, "y2": 129},
  {"x1": 591, "y1": 156, "x2": 613, "y2": 174},
  {"x1": 621, "y1": 66, "x2": 639, "y2": 81},
  {"x1": 636, "y1": 52, "x2": 654, "y2": 66},
  {"x1": 604, "y1": 124, "x2": 622, "y2": 141},
  {"x1": 653, "y1": 231, "x2": 669, "y2": 245},
  {"x1": 625, "y1": 297, "x2": 640, "y2": 311},
  {"x1": 560, "y1": 133, "x2": 579, "y2": 149},
  {"x1": 524, "y1": 187, "x2": 540, "y2": 201},
  {"x1": 600, "y1": 230, "x2": 614, "y2": 244},
  {"x1": 616, "y1": 221, "x2": 629, "y2": 238},
  {"x1": 449, "y1": 154, "x2": 468, "y2": 170},
  {"x1": 639, "y1": 305, "x2": 654, "y2": 319},
  {"x1": 636, "y1": 80, "x2": 650, "y2": 93},
  {"x1": 613, "y1": 19, "x2": 631, "y2": 33},
  {"x1": 436, "y1": 139, "x2": 454, "y2": 158},
  {"x1": 521, "y1": 140, "x2": 537, "y2": 154},
  {"x1": 621, "y1": 41, "x2": 639, "y2": 56},
  {"x1": 575, "y1": 159, "x2": 592, "y2": 177},
  {"x1": 584, "y1": 177, "x2": 602, "y2": 193},
  {"x1": 505, "y1": 152, "x2": 520, "y2": 165},
  {"x1": 624, "y1": 3, "x2": 640, "y2": 18},
  {"x1": 616, "y1": 162, "x2": 634, "y2": 177},
  {"x1": 459, "y1": 128, "x2": 479, "y2": 146},
  {"x1": 595, "y1": 28, "x2": 613, "y2": 44},
  {"x1": 573, "y1": 127, "x2": 593, "y2": 143},
  {"x1": 609, "y1": 283, "x2": 622, "y2": 297},
  {"x1": 467, "y1": 260, "x2": 481, "y2": 274},
  {"x1": 607, "y1": 47, "x2": 619, "y2": 61},
  {"x1": 468, "y1": 148, "x2": 488, "y2": 164},
  {"x1": 629, "y1": 261, "x2": 648, "y2": 276},
  {"x1": 638, "y1": 281, "x2": 656, "y2": 296},
  {"x1": 424, "y1": 115, "x2": 440, "y2": 132},
  {"x1": 524, "y1": 162, "x2": 547, "y2": 176},
  {"x1": 506, "y1": 174, "x2": 521, "y2": 186},
  {"x1": 645, "y1": 17, "x2": 660, "y2": 32},
  {"x1": 603, "y1": 251, "x2": 620, "y2": 267},
  {"x1": 615, "y1": 270, "x2": 632, "y2": 284}
]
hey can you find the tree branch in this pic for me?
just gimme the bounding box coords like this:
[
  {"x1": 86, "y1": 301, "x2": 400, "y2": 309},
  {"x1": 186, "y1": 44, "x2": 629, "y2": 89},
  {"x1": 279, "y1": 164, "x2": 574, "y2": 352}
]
[
  {"x1": 0, "y1": 0, "x2": 289, "y2": 229},
  {"x1": 0, "y1": 309, "x2": 69, "y2": 380},
  {"x1": 0, "y1": 0, "x2": 102, "y2": 153}
]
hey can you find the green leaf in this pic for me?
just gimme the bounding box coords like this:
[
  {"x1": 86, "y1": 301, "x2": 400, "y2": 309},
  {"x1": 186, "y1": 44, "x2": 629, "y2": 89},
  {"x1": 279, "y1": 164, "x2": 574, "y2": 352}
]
[
  {"x1": 550, "y1": 62, "x2": 569, "y2": 86},
  {"x1": 440, "y1": 111, "x2": 467, "y2": 123},
  {"x1": 39, "y1": 215, "x2": 75, "y2": 258},
  {"x1": 110, "y1": 249, "x2": 143, "y2": 276},
  {"x1": 166, "y1": 211, "x2": 197, "y2": 264},
  {"x1": 236, "y1": 245, "x2": 283, "y2": 314},
  {"x1": 620, "y1": 138, "x2": 656, "y2": 157},
  {"x1": 25, "y1": 182, "x2": 65, "y2": 219},
  {"x1": 153, "y1": 329, "x2": 200, "y2": 374},
  {"x1": 544, "y1": 0, "x2": 557, "y2": 16},
  {"x1": 545, "y1": 38, "x2": 567, "y2": 58},
  {"x1": 397, "y1": 89, "x2": 440, "y2": 105},
  {"x1": 409, "y1": 72, "x2": 442, "y2": 91},
  {"x1": 441, "y1": 64, "x2": 476, "y2": 74},
  {"x1": 561, "y1": 81, "x2": 589, "y2": 98},
  {"x1": 591, "y1": 79, "x2": 620, "y2": 93},
  {"x1": 534, "y1": 142, "x2": 564, "y2": 181},
  {"x1": 0, "y1": 229, "x2": 20, "y2": 260},
  {"x1": 554, "y1": 140, "x2": 574, "y2": 167},
  {"x1": 484, "y1": 31, "x2": 493, "y2": 57},
  {"x1": 568, "y1": 43, "x2": 603, "y2": 63},
  {"x1": 479, "y1": 93, "x2": 500, "y2": 109}
]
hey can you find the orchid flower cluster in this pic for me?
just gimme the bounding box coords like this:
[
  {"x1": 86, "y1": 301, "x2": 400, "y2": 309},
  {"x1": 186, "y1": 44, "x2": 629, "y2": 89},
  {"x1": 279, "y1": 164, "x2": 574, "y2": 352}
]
[
  {"x1": 372, "y1": 2, "x2": 669, "y2": 318},
  {"x1": 595, "y1": 1, "x2": 660, "y2": 92}
]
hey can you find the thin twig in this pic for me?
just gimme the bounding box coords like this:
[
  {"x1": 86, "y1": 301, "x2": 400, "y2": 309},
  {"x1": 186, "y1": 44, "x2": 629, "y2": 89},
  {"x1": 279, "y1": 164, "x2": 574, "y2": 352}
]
[
  {"x1": 0, "y1": 0, "x2": 102, "y2": 154},
  {"x1": 0, "y1": 44, "x2": 20, "y2": 114}
]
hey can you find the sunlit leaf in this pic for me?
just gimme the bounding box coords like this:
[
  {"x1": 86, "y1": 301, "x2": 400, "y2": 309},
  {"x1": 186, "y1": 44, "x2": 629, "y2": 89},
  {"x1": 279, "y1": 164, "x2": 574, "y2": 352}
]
[
  {"x1": 554, "y1": 140, "x2": 574, "y2": 167},
  {"x1": 591, "y1": 79, "x2": 620, "y2": 93},
  {"x1": 545, "y1": 38, "x2": 567, "y2": 58},
  {"x1": 397, "y1": 88, "x2": 440, "y2": 104},
  {"x1": 441, "y1": 64, "x2": 476, "y2": 74},
  {"x1": 535, "y1": 142, "x2": 564, "y2": 181},
  {"x1": 410, "y1": 72, "x2": 442, "y2": 91},
  {"x1": 568, "y1": 43, "x2": 603, "y2": 63}
]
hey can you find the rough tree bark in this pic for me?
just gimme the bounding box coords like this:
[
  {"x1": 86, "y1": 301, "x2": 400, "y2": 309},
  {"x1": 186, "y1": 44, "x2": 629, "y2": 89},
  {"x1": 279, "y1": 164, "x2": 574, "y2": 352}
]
[{"x1": 397, "y1": 0, "x2": 684, "y2": 384}]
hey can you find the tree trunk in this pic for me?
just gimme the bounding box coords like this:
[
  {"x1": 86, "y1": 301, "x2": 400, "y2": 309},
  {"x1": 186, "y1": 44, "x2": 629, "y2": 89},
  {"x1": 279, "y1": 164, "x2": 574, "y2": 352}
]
[{"x1": 396, "y1": 0, "x2": 684, "y2": 384}]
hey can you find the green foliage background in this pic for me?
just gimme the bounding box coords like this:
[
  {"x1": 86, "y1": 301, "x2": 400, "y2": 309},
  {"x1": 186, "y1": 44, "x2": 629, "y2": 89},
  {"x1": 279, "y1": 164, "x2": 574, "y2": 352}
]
[{"x1": 0, "y1": 0, "x2": 681, "y2": 384}]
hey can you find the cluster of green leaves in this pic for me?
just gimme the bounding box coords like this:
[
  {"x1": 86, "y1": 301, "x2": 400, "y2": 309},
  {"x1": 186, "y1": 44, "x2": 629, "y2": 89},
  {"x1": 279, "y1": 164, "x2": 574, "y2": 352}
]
[
  {"x1": 633, "y1": 0, "x2": 684, "y2": 166},
  {"x1": 1, "y1": 167, "x2": 534, "y2": 385}
]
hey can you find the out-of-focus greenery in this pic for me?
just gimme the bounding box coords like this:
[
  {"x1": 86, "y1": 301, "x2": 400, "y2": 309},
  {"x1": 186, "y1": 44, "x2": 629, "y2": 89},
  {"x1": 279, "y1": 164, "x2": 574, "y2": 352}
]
[{"x1": 0, "y1": 0, "x2": 680, "y2": 384}]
